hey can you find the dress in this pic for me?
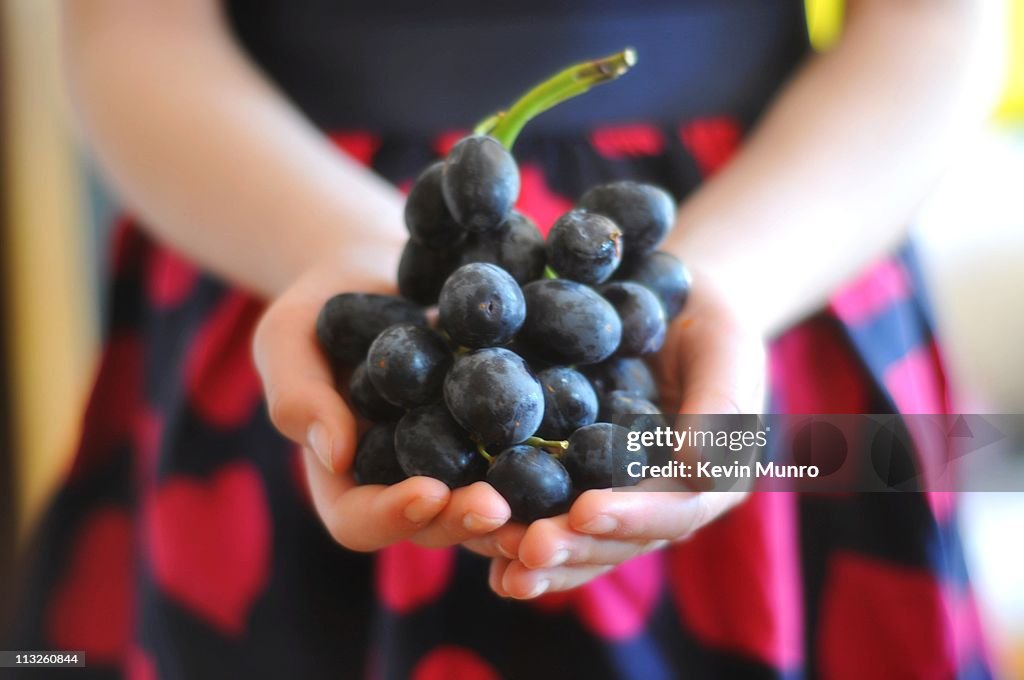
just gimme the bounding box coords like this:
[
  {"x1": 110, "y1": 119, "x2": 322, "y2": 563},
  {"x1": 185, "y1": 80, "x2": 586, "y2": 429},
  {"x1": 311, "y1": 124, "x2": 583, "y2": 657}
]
[{"x1": 6, "y1": 1, "x2": 992, "y2": 678}]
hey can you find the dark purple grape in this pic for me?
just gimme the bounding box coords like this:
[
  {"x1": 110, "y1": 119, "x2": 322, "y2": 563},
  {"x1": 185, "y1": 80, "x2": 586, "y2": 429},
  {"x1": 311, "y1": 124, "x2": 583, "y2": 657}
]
[
  {"x1": 349, "y1": 361, "x2": 404, "y2": 421},
  {"x1": 367, "y1": 324, "x2": 451, "y2": 409},
  {"x1": 394, "y1": 403, "x2": 485, "y2": 488},
  {"x1": 536, "y1": 367, "x2": 598, "y2": 440},
  {"x1": 438, "y1": 263, "x2": 525, "y2": 349},
  {"x1": 581, "y1": 357, "x2": 658, "y2": 402},
  {"x1": 460, "y1": 211, "x2": 545, "y2": 284},
  {"x1": 600, "y1": 281, "x2": 667, "y2": 357},
  {"x1": 616, "y1": 250, "x2": 691, "y2": 319},
  {"x1": 443, "y1": 348, "x2": 543, "y2": 449},
  {"x1": 316, "y1": 293, "x2": 426, "y2": 368},
  {"x1": 398, "y1": 239, "x2": 460, "y2": 306},
  {"x1": 519, "y1": 279, "x2": 622, "y2": 365},
  {"x1": 599, "y1": 391, "x2": 673, "y2": 466},
  {"x1": 579, "y1": 181, "x2": 675, "y2": 259},
  {"x1": 442, "y1": 135, "x2": 520, "y2": 233},
  {"x1": 563, "y1": 423, "x2": 647, "y2": 490},
  {"x1": 487, "y1": 446, "x2": 572, "y2": 522},
  {"x1": 354, "y1": 422, "x2": 406, "y2": 485},
  {"x1": 600, "y1": 389, "x2": 661, "y2": 422},
  {"x1": 546, "y1": 209, "x2": 622, "y2": 285},
  {"x1": 404, "y1": 162, "x2": 465, "y2": 248}
]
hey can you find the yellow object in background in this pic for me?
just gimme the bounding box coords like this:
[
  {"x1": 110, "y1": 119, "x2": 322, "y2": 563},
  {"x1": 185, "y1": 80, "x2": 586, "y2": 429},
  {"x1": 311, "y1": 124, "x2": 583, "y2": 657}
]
[
  {"x1": 2, "y1": 1, "x2": 98, "y2": 542},
  {"x1": 805, "y1": 0, "x2": 844, "y2": 51},
  {"x1": 998, "y1": 0, "x2": 1024, "y2": 119}
]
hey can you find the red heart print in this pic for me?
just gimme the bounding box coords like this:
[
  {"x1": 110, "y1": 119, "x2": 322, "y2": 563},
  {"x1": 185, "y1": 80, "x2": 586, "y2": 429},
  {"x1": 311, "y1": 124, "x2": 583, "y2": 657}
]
[{"x1": 145, "y1": 462, "x2": 271, "y2": 637}]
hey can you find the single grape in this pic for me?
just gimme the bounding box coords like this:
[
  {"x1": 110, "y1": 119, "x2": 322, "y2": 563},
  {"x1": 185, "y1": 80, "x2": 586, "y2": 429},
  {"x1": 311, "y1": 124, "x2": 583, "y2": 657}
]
[
  {"x1": 486, "y1": 446, "x2": 572, "y2": 523},
  {"x1": 367, "y1": 324, "x2": 451, "y2": 409},
  {"x1": 404, "y1": 162, "x2": 466, "y2": 248},
  {"x1": 444, "y1": 348, "x2": 543, "y2": 449},
  {"x1": 438, "y1": 263, "x2": 525, "y2": 349},
  {"x1": 349, "y1": 361, "x2": 404, "y2": 421},
  {"x1": 519, "y1": 279, "x2": 622, "y2": 365},
  {"x1": 579, "y1": 181, "x2": 675, "y2": 259},
  {"x1": 600, "y1": 281, "x2": 667, "y2": 357},
  {"x1": 398, "y1": 239, "x2": 460, "y2": 306},
  {"x1": 460, "y1": 211, "x2": 545, "y2": 284},
  {"x1": 599, "y1": 390, "x2": 673, "y2": 467},
  {"x1": 563, "y1": 423, "x2": 647, "y2": 490},
  {"x1": 599, "y1": 389, "x2": 661, "y2": 422},
  {"x1": 615, "y1": 250, "x2": 692, "y2": 318},
  {"x1": 354, "y1": 422, "x2": 406, "y2": 485},
  {"x1": 535, "y1": 367, "x2": 598, "y2": 440},
  {"x1": 394, "y1": 403, "x2": 485, "y2": 488},
  {"x1": 316, "y1": 293, "x2": 426, "y2": 368},
  {"x1": 545, "y1": 209, "x2": 622, "y2": 285},
  {"x1": 442, "y1": 135, "x2": 520, "y2": 233},
  {"x1": 581, "y1": 357, "x2": 659, "y2": 402}
]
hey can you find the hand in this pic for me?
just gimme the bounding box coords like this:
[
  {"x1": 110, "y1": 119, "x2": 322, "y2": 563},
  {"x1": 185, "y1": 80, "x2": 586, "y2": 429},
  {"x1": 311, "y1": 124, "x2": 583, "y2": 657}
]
[
  {"x1": 253, "y1": 255, "x2": 512, "y2": 552},
  {"x1": 465, "y1": 272, "x2": 766, "y2": 598}
]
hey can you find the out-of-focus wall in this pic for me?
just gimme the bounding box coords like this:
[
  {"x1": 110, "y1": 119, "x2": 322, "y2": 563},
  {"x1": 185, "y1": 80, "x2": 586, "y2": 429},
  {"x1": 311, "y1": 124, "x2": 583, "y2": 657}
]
[{"x1": 1, "y1": 1, "x2": 97, "y2": 541}]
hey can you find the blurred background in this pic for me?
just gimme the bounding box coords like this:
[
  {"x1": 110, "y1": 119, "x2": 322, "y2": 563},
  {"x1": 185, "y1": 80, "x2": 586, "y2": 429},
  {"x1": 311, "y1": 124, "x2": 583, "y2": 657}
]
[{"x1": 1, "y1": 0, "x2": 1022, "y2": 675}]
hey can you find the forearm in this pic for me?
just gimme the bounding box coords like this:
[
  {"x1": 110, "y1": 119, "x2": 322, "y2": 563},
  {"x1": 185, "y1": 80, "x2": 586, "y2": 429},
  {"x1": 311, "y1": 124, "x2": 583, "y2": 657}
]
[
  {"x1": 63, "y1": 0, "x2": 404, "y2": 299},
  {"x1": 664, "y1": 0, "x2": 1004, "y2": 337}
]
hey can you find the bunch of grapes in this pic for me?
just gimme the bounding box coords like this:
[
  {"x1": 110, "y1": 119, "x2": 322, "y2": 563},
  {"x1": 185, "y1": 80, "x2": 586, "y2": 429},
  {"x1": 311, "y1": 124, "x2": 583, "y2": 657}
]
[{"x1": 315, "y1": 50, "x2": 692, "y2": 523}]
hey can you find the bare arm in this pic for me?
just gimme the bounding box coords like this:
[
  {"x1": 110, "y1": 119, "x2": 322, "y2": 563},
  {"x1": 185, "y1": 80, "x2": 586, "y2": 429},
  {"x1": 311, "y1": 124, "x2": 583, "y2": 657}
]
[
  {"x1": 63, "y1": 0, "x2": 405, "y2": 298},
  {"x1": 64, "y1": 0, "x2": 513, "y2": 551},
  {"x1": 665, "y1": 0, "x2": 1006, "y2": 337}
]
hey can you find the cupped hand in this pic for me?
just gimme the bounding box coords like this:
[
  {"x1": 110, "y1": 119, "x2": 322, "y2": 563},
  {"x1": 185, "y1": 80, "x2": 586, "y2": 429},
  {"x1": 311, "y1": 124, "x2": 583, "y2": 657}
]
[
  {"x1": 465, "y1": 272, "x2": 766, "y2": 598},
  {"x1": 253, "y1": 257, "x2": 512, "y2": 552}
]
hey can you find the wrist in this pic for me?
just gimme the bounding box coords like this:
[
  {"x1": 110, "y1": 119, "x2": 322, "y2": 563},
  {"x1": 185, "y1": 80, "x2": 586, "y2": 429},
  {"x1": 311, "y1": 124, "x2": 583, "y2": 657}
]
[{"x1": 662, "y1": 226, "x2": 771, "y2": 339}]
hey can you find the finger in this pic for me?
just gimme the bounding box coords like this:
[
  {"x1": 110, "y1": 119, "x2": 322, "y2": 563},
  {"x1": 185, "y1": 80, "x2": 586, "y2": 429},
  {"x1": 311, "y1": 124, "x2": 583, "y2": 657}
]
[
  {"x1": 305, "y1": 449, "x2": 450, "y2": 551},
  {"x1": 489, "y1": 557, "x2": 512, "y2": 597},
  {"x1": 517, "y1": 515, "x2": 667, "y2": 568},
  {"x1": 410, "y1": 482, "x2": 511, "y2": 548},
  {"x1": 568, "y1": 488, "x2": 746, "y2": 541},
  {"x1": 254, "y1": 301, "x2": 356, "y2": 474},
  {"x1": 501, "y1": 560, "x2": 612, "y2": 599},
  {"x1": 463, "y1": 523, "x2": 528, "y2": 560}
]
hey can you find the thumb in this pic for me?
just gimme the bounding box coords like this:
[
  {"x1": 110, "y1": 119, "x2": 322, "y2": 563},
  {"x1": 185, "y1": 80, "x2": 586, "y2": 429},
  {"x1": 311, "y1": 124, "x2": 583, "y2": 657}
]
[{"x1": 253, "y1": 299, "x2": 357, "y2": 474}]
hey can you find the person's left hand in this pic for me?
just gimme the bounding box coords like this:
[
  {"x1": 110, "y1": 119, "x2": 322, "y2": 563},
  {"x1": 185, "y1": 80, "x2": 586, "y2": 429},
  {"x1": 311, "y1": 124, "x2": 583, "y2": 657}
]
[{"x1": 463, "y1": 271, "x2": 766, "y2": 598}]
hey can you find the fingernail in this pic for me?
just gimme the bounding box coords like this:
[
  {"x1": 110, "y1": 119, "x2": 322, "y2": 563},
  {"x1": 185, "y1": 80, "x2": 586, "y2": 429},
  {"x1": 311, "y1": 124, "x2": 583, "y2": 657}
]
[
  {"x1": 526, "y1": 579, "x2": 550, "y2": 598},
  {"x1": 403, "y1": 496, "x2": 445, "y2": 524},
  {"x1": 496, "y1": 542, "x2": 516, "y2": 560},
  {"x1": 579, "y1": 515, "x2": 618, "y2": 535},
  {"x1": 307, "y1": 422, "x2": 333, "y2": 473},
  {"x1": 463, "y1": 512, "x2": 504, "y2": 533},
  {"x1": 543, "y1": 548, "x2": 570, "y2": 568}
]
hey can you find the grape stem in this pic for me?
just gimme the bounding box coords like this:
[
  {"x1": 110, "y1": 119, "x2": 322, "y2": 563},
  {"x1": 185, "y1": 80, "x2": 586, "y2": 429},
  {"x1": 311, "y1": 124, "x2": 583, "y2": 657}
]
[
  {"x1": 483, "y1": 48, "x2": 637, "y2": 150},
  {"x1": 543, "y1": 265, "x2": 559, "y2": 280},
  {"x1": 525, "y1": 436, "x2": 569, "y2": 456},
  {"x1": 476, "y1": 442, "x2": 494, "y2": 464},
  {"x1": 473, "y1": 112, "x2": 503, "y2": 135}
]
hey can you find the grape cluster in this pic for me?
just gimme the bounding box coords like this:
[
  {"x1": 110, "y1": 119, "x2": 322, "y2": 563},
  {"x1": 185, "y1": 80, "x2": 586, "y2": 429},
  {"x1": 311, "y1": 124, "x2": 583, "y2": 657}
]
[{"x1": 317, "y1": 134, "x2": 691, "y2": 523}]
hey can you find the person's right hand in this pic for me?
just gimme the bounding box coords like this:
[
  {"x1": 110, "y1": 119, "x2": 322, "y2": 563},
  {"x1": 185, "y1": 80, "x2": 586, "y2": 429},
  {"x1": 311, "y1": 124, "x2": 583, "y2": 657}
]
[{"x1": 253, "y1": 254, "x2": 512, "y2": 552}]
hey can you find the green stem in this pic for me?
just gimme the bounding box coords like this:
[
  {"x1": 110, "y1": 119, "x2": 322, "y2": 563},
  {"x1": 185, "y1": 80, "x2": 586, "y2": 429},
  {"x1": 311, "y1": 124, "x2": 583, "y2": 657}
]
[
  {"x1": 473, "y1": 112, "x2": 503, "y2": 135},
  {"x1": 476, "y1": 442, "x2": 494, "y2": 464},
  {"x1": 543, "y1": 265, "x2": 559, "y2": 280},
  {"x1": 484, "y1": 48, "x2": 637, "y2": 150},
  {"x1": 525, "y1": 436, "x2": 569, "y2": 454}
]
